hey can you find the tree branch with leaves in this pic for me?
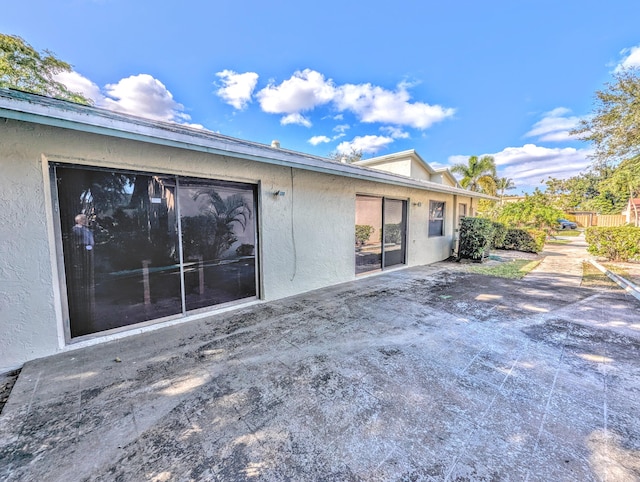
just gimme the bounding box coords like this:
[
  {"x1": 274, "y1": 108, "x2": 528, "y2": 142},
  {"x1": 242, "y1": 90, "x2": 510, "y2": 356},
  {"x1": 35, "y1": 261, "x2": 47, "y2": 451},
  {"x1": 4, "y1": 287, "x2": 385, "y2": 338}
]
[
  {"x1": 0, "y1": 33, "x2": 90, "y2": 104},
  {"x1": 572, "y1": 68, "x2": 640, "y2": 166}
]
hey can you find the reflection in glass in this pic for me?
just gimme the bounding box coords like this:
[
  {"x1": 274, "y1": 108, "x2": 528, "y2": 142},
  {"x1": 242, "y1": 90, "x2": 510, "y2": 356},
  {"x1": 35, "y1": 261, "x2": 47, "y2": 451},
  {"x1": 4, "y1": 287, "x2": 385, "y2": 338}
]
[
  {"x1": 355, "y1": 196, "x2": 383, "y2": 274},
  {"x1": 179, "y1": 180, "x2": 257, "y2": 312},
  {"x1": 55, "y1": 166, "x2": 258, "y2": 338},
  {"x1": 383, "y1": 199, "x2": 407, "y2": 267},
  {"x1": 57, "y1": 167, "x2": 181, "y2": 337},
  {"x1": 429, "y1": 201, "x2": 445, "y2": 237}
]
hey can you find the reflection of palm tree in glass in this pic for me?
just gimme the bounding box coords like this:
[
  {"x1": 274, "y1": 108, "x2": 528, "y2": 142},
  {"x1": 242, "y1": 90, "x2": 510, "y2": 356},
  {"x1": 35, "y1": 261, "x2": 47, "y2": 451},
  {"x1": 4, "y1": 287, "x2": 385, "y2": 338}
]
[{"x1": 192, "y1": 191, "x2": 251, "y2": 260}]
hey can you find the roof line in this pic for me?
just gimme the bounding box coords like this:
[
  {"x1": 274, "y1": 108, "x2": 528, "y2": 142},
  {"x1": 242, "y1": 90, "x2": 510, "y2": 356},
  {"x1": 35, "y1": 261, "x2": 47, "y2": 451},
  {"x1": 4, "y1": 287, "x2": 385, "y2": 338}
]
[{"x1": 0, "y1": 89, "x2": 495, "y2": 200}]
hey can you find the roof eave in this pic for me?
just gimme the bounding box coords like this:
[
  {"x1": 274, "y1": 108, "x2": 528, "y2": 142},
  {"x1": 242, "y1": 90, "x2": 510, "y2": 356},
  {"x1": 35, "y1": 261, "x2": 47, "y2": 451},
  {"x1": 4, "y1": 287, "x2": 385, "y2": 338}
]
[{"x1": 0, "y1": 89, "x2": 495, "y2": 200}]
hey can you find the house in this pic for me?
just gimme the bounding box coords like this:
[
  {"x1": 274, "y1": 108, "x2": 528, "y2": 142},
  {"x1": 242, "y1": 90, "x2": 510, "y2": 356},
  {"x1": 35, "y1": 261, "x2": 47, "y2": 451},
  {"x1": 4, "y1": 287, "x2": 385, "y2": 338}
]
[
  {"x1": 622, "y1": 198, "x2": 640, "y2": 226},
  {"x1": 0, "y1": 89, "x2": 493, "y2": 372}
]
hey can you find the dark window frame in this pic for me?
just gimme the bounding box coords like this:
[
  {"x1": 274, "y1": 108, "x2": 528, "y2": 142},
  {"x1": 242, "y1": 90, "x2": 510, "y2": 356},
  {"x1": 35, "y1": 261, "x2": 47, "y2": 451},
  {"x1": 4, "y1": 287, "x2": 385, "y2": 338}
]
[{"x1": 428, "y1": 200, "x2": 445, "y2": 237}]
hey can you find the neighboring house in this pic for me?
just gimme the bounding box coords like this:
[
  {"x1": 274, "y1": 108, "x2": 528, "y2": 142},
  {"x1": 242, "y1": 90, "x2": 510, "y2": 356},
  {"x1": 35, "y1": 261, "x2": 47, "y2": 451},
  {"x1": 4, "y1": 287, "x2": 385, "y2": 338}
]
[
  {"x1": 0, "y1": 89, "x2": 493, "y2": 372},
  {"x1": 622, "y1": 198, "x2": 640, "y2": 226},
  {"x1": 353, "y1": 150, "x2": 461, "y2": 189}
]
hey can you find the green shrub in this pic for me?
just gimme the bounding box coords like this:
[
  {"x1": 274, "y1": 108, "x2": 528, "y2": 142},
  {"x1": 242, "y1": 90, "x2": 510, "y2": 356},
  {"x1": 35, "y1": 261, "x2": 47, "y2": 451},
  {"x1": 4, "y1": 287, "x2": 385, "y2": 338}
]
[
  {"x1": 384, "y1": 223, "x2": 402, "y2": 244},
  {"x1": 458, "y1": 217, "x2": 495, "y2": 261},
  {"x1": 355, "y1": 224, "x2": 374, "y2": 246},
  {"x1": 502, "y1": 228, "x2": 545, "y2": 253},
  {"x1": 585, "y1": 226, "x2": 640, "y2": 261},
  {"x1": 491, "y1": 222, "x2": 507, "y2": 249}
]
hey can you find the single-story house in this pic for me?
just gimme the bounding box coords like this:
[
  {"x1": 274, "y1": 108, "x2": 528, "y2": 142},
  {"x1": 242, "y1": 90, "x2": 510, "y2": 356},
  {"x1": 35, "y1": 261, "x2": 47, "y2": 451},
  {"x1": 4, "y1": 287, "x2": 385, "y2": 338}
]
[{"x1": 0, "y1": 88, "x2": 492, "y2": 372}]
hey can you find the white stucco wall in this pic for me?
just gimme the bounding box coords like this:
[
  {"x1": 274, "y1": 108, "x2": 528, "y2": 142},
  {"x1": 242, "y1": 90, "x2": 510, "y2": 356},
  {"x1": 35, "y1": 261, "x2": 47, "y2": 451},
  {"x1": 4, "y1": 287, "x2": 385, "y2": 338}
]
[
  {"x1": 0, "y1": 119, "x2": 469, "y2": 372},
  {"x1": 409, "y1": 159, "x2": 432, "y2": 182}
]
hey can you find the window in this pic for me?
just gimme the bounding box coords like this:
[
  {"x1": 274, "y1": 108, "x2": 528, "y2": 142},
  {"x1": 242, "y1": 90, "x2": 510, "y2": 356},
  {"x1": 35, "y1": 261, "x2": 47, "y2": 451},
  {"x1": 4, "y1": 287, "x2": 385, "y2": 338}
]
[
  {"x1": 429, "y1": 201, "x2": 445, "y2": 237},
  {"x1": 355, "y1": 196, "x2": 407, "y2": 274},
  {"x1": 458, "y1": 203, "x2": 467, "y2": 226},
  {"x1": 52, "y1": 164, "x2": 258, "y2": 339}
]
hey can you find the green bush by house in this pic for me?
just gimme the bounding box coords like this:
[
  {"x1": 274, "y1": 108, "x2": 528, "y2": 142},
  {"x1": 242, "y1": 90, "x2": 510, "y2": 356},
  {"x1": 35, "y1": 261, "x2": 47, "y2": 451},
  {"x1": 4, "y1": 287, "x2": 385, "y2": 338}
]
[
  {"x1": 491, "y1": 222, "x2": 507, "y2": 249},
  {"x1": 585, "y1": 226, "x2": 640, "y2": 261},
  {"x1": 502, "y1": 229, "x2": 546, "y2": 253},
  {"x1": 458, "y1": 217, "x2": 495, "y2": 261}
]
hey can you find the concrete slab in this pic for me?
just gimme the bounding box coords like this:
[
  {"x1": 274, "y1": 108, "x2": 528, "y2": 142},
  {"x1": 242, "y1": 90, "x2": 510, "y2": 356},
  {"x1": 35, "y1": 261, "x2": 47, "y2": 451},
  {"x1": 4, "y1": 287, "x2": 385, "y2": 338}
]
[{"x1": 1, "y1": 239, "x2": 640, "y2": 481}]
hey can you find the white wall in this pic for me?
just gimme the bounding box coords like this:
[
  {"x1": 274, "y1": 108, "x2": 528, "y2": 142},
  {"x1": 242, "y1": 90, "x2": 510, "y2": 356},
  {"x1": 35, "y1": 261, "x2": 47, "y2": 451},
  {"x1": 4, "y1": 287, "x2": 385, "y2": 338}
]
[{"x1": 0, "y1": 119, "x2": 465, "y2": 372}]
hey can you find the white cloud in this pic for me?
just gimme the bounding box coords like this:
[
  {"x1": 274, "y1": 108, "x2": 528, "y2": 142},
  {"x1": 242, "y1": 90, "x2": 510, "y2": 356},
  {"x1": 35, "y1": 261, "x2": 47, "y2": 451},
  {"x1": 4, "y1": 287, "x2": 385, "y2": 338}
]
[
  {"x1": 215, "y1": 70, "x2": 258, "y2": 110},
  {"x1": 337, "y1": 135, "x2": 394, "y2": 154},
  {"x1": 281, "y1": 113, "x2": 312, "y2": 127},
  {"x1": 308, "y1": 135, "x2": 331, "y2": 145},
  {"x1": 487, "y1": 144, "x2": 592, "y2": 188},
  {"x1": 525, "y1": 107, "x2": 582, "y2": 142},
  {"x1": 333, "y1": 124, "x2": 350, "y2": 133},
  {"x1": 53, "y1": 70, "x2": 104, "y2": 104},
  {"x1": 257, "y1": 69, "x2": 335, "y2": 117},
  {"x1": 380, "y1": 126, "x2": 410, "y2": 139},
  {"x1": 334, "y1": 82, "x2": 454, "y2": 129},
  {"x1": 615, "y1": 45, "x2": 640, "y2": 72},
  {"x1": 102, "y1": 74, "x2": 191, "y2": 123},
  {"x1": 55, "y1": 71, "x2": 195, "y2": 125},
  {"x1": 253, "y1": 69, "x2": 454, "y2": 130}
]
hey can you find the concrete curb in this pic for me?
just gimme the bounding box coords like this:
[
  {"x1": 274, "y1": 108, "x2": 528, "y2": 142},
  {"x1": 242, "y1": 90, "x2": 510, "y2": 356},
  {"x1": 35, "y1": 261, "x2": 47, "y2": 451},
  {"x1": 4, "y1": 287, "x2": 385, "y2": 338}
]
[{"x1": 589, "y1": 259, "x2": 640, "y2": 302}]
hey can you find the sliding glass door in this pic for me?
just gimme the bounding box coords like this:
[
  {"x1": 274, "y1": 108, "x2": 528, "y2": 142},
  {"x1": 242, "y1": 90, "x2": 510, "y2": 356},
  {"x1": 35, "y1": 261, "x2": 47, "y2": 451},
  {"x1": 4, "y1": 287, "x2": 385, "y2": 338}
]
[
  {"x1": 178, "y1": 179, "x2": 257, "y2": 312},
  {"x1": 383, "y1": 199, "x2": 407, "y2": 268},
  {"x1": 355, "y1": 195, "x2": 407, "y2": 275},
  {"x1": 53, "y1": 165, "x2": 258, "y2": 339}
]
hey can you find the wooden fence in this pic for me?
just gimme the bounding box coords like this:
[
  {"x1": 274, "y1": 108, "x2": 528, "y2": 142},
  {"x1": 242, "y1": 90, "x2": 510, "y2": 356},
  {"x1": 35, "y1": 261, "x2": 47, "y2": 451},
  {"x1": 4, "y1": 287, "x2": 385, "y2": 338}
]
[{"x1": 573, "y1": 214, "x2": 627, "y2": 228}]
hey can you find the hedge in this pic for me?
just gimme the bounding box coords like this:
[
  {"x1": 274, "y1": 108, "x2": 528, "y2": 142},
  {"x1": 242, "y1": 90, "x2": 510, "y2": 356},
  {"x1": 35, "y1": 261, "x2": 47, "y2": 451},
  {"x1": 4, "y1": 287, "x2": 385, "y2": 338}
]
[
  {"x1": 491, "y1": 222, "x2": 507, "y2": 249},
  {"x1": 458, "y1": 217, "x2": 495, "y2": 261},
  {"x1": 502, "y1": 228, "x2": 546, "y2": 253},
  {"x1": 585, "y1": 226, "x2": 640, "y2": 261}
]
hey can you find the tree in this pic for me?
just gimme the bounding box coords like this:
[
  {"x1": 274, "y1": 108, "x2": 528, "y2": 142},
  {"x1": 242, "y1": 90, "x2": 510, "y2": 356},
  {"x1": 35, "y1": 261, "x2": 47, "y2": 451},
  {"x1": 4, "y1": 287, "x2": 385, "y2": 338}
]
[
  {"x1": 329, "y1": 147, "x2": 363, "y2": 164},
  {"x1": 496, "y1": 177, "x2": 516, "y2": 202},
  {"x1": 572, "y1": 68, "x2": 640, "y2": 166},
  {"x1": 0, "y1": 33, "x2": 90, "y2": 104},
  {"x1": 598, "y1": 155, "x2": 640, "y2": 219},
  {"x1": 451, "y1": 155, "x2": 497, "y2": 194},
  {"x1": 496, "y1": 189, "x2": 564, "y2": 233},
  {"x1": 187, "y1": 190, "x2": 252, "y2": 260}
]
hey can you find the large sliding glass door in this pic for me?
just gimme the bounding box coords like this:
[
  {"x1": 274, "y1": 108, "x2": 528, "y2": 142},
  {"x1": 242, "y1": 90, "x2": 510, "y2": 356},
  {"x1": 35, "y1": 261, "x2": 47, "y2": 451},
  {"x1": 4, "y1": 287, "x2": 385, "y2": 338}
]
[
  {"x1": 53, "y1": 165, "x2": 258, "y2": 339},
  {"x1": 178, "y1": 179, "x2": 257, "y2": 312},
  {"x1": 355, "y1": 195, "x2": 407, "y2": 275}
]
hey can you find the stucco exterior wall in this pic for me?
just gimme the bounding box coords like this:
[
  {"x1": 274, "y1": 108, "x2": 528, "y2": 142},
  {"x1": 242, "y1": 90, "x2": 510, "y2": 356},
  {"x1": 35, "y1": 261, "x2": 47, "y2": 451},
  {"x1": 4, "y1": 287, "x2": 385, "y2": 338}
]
[
  {"x1": 362, "y1": 158, "x2": 412, "y2": 178},
  {"x1": 409, "y1": 159, "x2": 432, "y2": 182},
  {"x1": 1, "y1": 119, "x2": 468, "y2": 372}
]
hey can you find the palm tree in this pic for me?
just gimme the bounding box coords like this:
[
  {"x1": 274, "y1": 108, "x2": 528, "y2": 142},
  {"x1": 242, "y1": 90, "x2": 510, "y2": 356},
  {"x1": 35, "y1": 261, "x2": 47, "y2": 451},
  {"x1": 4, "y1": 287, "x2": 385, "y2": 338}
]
[
  {"x1": 190, "y1": 190, "x2": 252, "y2": 260},
  {"x1": 496, "y1": 177, "x2": 516, "y2": 203},
  {"x1": 451, "y1": 155, "x2": 497, "y2": 193}
]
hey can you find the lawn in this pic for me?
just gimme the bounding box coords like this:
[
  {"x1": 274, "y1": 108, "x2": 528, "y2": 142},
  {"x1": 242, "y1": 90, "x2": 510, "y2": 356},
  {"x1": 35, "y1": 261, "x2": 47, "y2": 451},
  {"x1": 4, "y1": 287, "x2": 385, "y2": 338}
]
[
  {"x1": 581, "y1": 261, "x2": 623, "y2": 290},
  {"x1": 466, "y1": 258, "x2": 542, "y2": 279},
  {"x1": 552, "y1": 229, "x2": 582, "y2": 237}
]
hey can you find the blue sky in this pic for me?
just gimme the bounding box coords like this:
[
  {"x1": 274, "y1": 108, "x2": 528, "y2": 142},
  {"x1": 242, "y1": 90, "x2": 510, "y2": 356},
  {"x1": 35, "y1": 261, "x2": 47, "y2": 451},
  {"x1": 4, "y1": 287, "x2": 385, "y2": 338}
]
[{"x1": 3, "y1": 0, "x2": 640, "y2": 192}]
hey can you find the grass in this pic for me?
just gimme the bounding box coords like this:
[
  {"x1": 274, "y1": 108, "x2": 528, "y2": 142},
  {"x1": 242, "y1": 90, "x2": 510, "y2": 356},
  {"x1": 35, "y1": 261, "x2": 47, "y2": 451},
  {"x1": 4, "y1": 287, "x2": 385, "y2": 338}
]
[
  {"x1": 552, "y1": 229, "x2": 582, "y2": 237},
  {"x1": 581, "y1": 262, "x2": 621, "y2": 290},
  {"x1": 466, "y1": 258, "x2": 542, "y2": 279},
  {"x1": 602, "y1": 263, "x2": 636, "y2": 282}
]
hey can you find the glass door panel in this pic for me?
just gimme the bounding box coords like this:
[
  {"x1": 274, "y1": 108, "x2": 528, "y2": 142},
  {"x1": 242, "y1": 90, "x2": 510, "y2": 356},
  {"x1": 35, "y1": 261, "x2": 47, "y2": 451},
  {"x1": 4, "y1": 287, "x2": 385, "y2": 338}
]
[
  {"x1": 383, "y1": 199, "x2": 407, "y2": 268},
  {"x1": 355, "y1": 196, "x2": 383, "y2": 274},
  {"x1": 178, "y1": 179, "x2": 257, "y2": 312},
  {"x1": 56, "y1": 166, "x2": 182, "y2": 337}
]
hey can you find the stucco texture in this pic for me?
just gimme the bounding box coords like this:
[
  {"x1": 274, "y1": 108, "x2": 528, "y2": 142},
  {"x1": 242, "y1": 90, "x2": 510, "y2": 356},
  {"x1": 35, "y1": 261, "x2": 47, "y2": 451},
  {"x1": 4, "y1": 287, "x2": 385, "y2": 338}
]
[{"x1": 0, "y1": 119, "x2": 471, "y2": 372}]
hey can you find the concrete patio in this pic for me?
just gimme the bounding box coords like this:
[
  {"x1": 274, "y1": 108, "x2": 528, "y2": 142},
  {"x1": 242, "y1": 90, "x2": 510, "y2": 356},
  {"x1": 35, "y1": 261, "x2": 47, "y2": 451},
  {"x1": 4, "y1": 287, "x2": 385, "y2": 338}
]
[{"x1": 1, "y1": 239, "x2": 639, "y2": 481}]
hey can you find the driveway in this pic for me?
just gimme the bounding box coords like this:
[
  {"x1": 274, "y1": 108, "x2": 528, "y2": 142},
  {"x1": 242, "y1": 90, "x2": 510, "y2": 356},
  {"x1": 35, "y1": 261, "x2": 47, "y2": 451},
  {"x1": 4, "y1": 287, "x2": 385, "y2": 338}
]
[{"x1": 1, "y1": 241, "x2": 639, "y2": 481}]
